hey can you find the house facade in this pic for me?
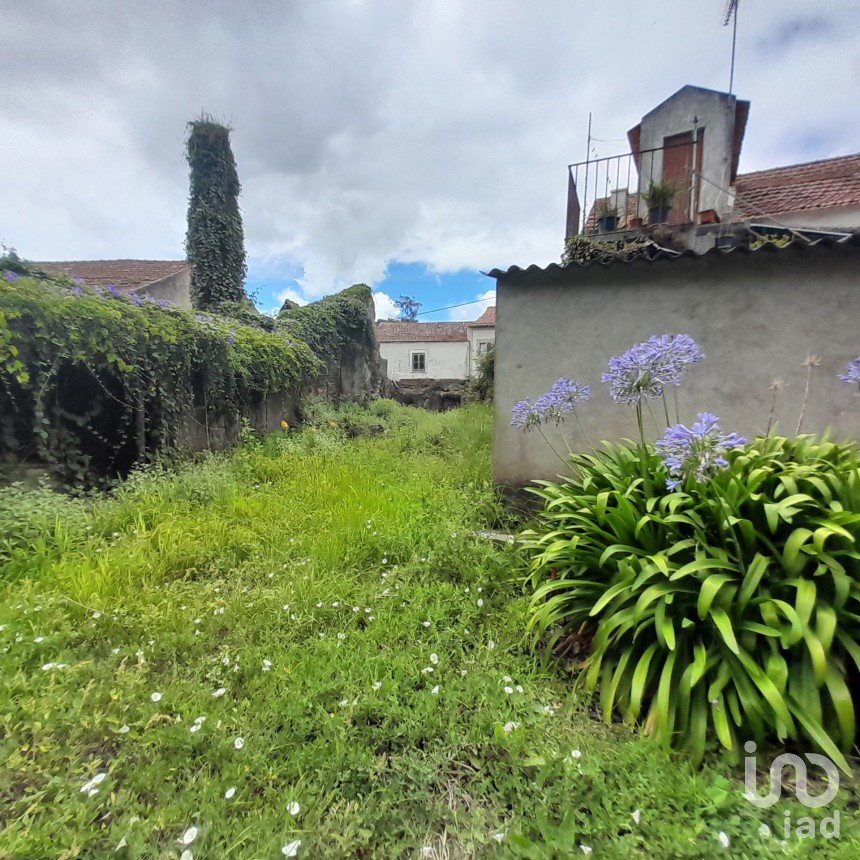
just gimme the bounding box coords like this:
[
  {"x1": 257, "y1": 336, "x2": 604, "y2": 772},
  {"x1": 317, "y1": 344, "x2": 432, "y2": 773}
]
[
  {"x1": 376, "y1": 308, "x2": 495, "y2": 383},
  {"x1": 34, "y1": 260, "x2": 192, "y2": 309},
  {"x1": 569, "y1": 85, "x2": 860, "y2": 247}
]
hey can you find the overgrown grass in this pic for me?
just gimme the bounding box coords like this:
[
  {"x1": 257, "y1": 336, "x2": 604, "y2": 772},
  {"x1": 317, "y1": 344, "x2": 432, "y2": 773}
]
[{"x1": 0, "y1": 404, "x2": 855, "y2": 857}]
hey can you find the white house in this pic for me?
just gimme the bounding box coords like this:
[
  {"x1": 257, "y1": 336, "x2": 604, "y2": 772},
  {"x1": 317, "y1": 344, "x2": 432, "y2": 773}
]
[{"x1": 376, "y1": 308, "x2": 495, "y2": 383}]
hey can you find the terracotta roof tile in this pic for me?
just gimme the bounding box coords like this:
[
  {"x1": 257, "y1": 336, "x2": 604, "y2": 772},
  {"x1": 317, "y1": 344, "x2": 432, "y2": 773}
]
[
  {"x1": 470, "y1": 306, "x2": 495, "y2": 325},
  {"x1": 33, "y1": 260, "x2": 189, "y2": 291},
  {"x1": 375, "y1": 321, "x2": 469, "y2": 343},
  {"x1": 733, "y1": 153, "x2": 860, "y2": 219}
]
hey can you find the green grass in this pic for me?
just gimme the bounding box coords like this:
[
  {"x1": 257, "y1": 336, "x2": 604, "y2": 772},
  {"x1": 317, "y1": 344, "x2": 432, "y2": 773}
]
[{"x1": 0, "y1": 403, "x2": 856, "y2": 858}]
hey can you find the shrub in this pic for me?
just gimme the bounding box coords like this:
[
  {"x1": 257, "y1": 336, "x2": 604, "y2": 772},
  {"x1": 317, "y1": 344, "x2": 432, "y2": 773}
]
[
  {"x1": 464, "y1": 343, "x2": 495, "y2": 403},
  {"x1": 520, "y1": 434, "x2": 860, "y2": 770}
]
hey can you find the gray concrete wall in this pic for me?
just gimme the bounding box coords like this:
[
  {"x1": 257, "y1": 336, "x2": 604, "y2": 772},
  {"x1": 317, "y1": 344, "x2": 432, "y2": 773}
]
[
  {"x1": 493, "y1": 244, "x2": 860, "y2": 488},
  {"x1": 136, "y1": 269, "x2": 192, "y2": 309},
  {"x1": 637, "y1": 87, "x2": 739, "y2": 220}
]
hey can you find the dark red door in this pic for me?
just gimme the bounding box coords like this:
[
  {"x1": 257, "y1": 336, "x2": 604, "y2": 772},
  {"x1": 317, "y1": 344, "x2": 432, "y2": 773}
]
[{"x1": 662, "y1": 130, "x2": 703, "y2": 224}]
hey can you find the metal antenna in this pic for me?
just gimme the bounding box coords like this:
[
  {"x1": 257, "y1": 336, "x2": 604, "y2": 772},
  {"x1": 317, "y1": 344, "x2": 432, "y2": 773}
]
[{"x1": 722, "y1": 0, "x2": 740, "y2": 94}]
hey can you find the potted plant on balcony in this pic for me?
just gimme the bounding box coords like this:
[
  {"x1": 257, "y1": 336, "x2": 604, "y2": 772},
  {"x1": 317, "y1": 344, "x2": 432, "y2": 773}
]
[
  {"x1": 595, "y1": 199, "x2": 620, "y2": 233},
  {"x1": 643, "y1": 179, "x2": 678, "y2": 224}
]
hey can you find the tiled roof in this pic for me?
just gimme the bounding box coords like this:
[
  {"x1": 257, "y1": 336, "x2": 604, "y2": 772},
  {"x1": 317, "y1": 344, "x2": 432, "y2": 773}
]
[
  {"x1": 584, "y1": 194, "x2": 642, "y2": 232},
  {"x1": 733, "y1": 153, "x2": 860, "y2": 219},
  {"x1": 470, "y1": 306, "x2": 495, "y2": 325},
  {"x1": 375, "y1": 321, "x2": 469, "y2": 343},
  {"x1": 33, "y1": 260, "x2": 189, "y2": 291},
  {"x1": 488, "y1": 231, "x2": 860, "y2": 277}
]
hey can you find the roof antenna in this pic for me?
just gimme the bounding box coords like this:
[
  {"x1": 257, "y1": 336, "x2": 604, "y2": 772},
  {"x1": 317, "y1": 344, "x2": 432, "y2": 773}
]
[{"x1": 722, "y1": 0, "x2": 740, "y2": 94}]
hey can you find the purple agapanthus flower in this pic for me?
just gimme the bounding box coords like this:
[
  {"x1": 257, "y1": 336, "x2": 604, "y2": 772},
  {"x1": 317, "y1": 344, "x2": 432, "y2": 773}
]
[
  {"x1": 837, "y1": 357, "x2": 860, "y2": 388},
  {"x1": 226, "y1": 333, "x2": 237, "y2": 346},
  {"x1": 602, "y1": 333, "x2": 703, "y2": 405},
  {"x1": 534, "y1": 378, "x2": 590, "y2": 425},
  {"x1": 105, "y1": 284, "x2": 122, "y2": 298},
  {"x1": 128, "y1": 293, "x2": 146, "y2": 306},
  {"x1": 4, "y1": 270, "x2": 21, "y2": 282},
  {"x1": 656, "y1": 412, "x2": 746, "y2": 491},
  {"x1": 510, "y1": 399, "x2": 542, "y2": 431},
  {"x1": 70, "y1": 285, "x2": 85, "y2": 296}
]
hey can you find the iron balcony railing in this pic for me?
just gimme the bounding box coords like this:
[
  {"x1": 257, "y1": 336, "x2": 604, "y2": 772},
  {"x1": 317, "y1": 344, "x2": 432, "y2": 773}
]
[{"x1": 566, "y1": 134, "x2": 706, "y2": 238}]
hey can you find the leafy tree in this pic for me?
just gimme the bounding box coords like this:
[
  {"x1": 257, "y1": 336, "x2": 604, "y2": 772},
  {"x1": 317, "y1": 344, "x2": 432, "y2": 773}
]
[
  {"x1": 394, "y1": 295, "x2": 421, "y2": 321},
  {"x1": 185, "y1": 118, "x2": 247, "y2": 310}
]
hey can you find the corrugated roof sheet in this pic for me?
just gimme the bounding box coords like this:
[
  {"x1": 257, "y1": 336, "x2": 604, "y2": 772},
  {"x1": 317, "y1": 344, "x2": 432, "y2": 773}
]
[
  {"x1": 375, "y1": 321, "x2": 469, "y2": 343},
  {"x1": 33, "y1": 260, "x2": 189, "y2": 291},
  {"x1": 487, "y1": 231, "x2": 860, "y2": 279}
]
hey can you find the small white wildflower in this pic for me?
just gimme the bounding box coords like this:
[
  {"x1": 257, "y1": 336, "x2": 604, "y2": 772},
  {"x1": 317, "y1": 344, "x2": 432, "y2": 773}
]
[
  {"x1": 580, "y1": 846, "x2": 592, "y2": 856},
  {"x1": 431, "y1": 685, "x2": 440, "y2": 695},
  {"x1": 92, "y1": 611, "x2": 102, "y2": 619},
  {"x1": 34, "y1": 636, "x2": 45, "y2": 643},
  {"x1": 180, "y1": 850, "x2": 193, "y2": 860},
  {"x1": 225, "y1": 786, "x2": 236, "y2": 799},
  {"x1": 503, "y1": 675, "x2": 512, "y2": 683},
  {"x1": 221, "y1": 655, "x2": 231, "y2": 666},
  {"x1": 290, "y1": 613, "x2": 297, "y2": 621},
  {"x1": 352, "y1": 606, "x2": 359, "y2": 613},
  {"x1": 368, "y1": 615, "x2": 376, "y2": 621},
  {"x1": 283, "y1": 604, "x2": 291, "y2": 611},
  {"x1": 118, "y1": 725, "x2": 130, "y2": 734},
  {"x1": 717, "y1": 831, "x2": 730, "y2": 849},
  {"x1": 372, "y1": 681, "x2": 382, "y2": 690},
  {"x1": 420, "y1": 556, "x2": 427, "y2": 562},
  {"x1": 339, "y1": 698, "x2": 349, "y2": 707},
  {"x1": 515, "y1": 684, "x2": 523, "y2": 693},
  {"x1": 282, "y1": 840, "x2": 301, "y2": 857},
  {"x1": 503, "y1": 721, "x2": 520, "y2": 734},
  {"x1": 287, "y1": 801, "x2": 300, "y2": 816},
  {"x1": 190, "y1": 724, "x2": 201, "y2": 733},
  {"x1": 488, "y1": 640, "x2": 495, "y2": 650},
  {"x1": 150, "y1": 692, "x2": 162, "y2": 703},
  {"x1": 571, "y1": 749, "x2": 582, "y2": 759},
  {"x1": 194, "y1": 618, "x2": 201, "y2": 625},
  {"x1": 364, "y1": 607, "x2": 371, "y2": 613},
  {"x1": 212, "y1": 687, "x2": 227, "y2": 698},
  {"x1": 503, "y1": 686, "x2": 513, "y2": 695},
  {"x1": 422, "y1": 620, "x2": 431, "y2": 628},
  {"x1": 429, "y1": 653, "x2": 439, "y2": 665},
  {"x1": 422, "y1": 667, "x2": 434, "y2": 674},
  {"x1": 460, "y1": 669, "x2": 467, "y2": 676},
  {"x1": 757, "y1": 823, "x2": 771, "y2": 838},
  {"x1": 492, "y1": 832, "x2": 505, "y2": 843},
  {"x1": 262, "y1": 659, "x2": 272, "y2": 672},
  {"x1": 41, "y1": 662, "x2": 56, "y2": 671},
  {"x1": 268, "y1": 572, "x2": 275, "y2": 579},
  {"x1": 632, "y1": 809, "x2": 641, "y2": 825},
  {"x1": 80, "y1": 772, "x2": 108, "y2": 794},
  {"x1": 477, "y1": 599, "x2": 484, "y2": 607},
  {"x1": 182, "y1": 826, "x2": 198, "y2": 845},
  {"x1": 421, "y1": 848, "x2": 433, "y2": 858},
  {"x1": 234, "y1": 737, "x2": 244, "y2": 749},
  {"x1": 337, "y1": 632, "x2": 346, "y2": 641},
  {"x1": 381, "y1": 558, "x2": 388, "y2": 564},
  {"x1": 112, "y1": 647, "x2": 121, "y2": 654},
  {"x1": 116, "y1": 835, "x2": 128, "y2": 849},
  {"x1": 332, "y1": 602, "x2": 340, "y2": 608},
  {"x1": 316, "y1": 602, "x2": 323, "y2": 608}
]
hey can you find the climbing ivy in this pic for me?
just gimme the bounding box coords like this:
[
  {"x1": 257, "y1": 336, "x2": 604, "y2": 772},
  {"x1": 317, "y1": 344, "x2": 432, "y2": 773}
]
[
  {"x1": 185, "y1": 118, "x2": 248, "y2": 310},
  {"x1": 0, "y1": 273, "x2": 318, "y2": 485}
]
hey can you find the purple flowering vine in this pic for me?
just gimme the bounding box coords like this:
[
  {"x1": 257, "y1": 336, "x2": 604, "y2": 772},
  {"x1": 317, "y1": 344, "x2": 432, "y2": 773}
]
[
  {"x1": 656, "y1": 412, "x2": 746, "y2": 491},
  {"x1": 837, "y1": 357, "x2": 860, "y2": 389}
]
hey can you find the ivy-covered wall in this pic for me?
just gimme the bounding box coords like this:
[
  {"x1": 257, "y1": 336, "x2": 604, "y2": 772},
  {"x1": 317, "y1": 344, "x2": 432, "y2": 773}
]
[
  {"x1": 277, "y1": 284, "x2": 383, "y2": 401},
  {"x1": 0, "y1": 274, "x2": 319, "y2": 484}
]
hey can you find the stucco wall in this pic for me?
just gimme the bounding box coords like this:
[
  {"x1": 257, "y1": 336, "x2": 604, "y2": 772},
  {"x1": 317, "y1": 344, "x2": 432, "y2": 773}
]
[
  {"x1": 637, "y1": 87, "x2": 739, "y2": 219},
  {"x1": 380, "y1": 340, "x2": 469, "y2": 381},
  {"x1": 467, "y1": 326, "x2": 495, "y2": 370},
  {"x1": 493, "y1": 243, "x2": 860, "y2": 488}
]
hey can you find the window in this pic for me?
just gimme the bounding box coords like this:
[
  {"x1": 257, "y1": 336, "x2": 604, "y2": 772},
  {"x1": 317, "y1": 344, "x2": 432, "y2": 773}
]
[
  {"x1": 477, "y1": 341, "x2": 490, "y2": 355},
  {"x1": 411, "y1": 352, "x2": 426, "y2": 372}
]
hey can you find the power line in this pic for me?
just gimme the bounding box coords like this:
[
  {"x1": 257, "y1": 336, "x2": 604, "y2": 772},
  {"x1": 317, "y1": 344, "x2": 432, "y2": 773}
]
[{"x1": 415, "y1": 296, "x2": 494, "y2": 317}]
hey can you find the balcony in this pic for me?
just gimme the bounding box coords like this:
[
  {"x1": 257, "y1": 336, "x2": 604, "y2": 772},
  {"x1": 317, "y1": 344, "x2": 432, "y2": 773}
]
[{"x1": 566, "y1": 134, "x2": 717, "y2": 239}]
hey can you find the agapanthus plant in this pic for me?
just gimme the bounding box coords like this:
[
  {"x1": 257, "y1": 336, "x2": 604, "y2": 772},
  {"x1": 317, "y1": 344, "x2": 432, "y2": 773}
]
[
  {"x1": 838, "y1": 356, "x2": 860, "y2": 389},
  {"x1": 656, "y1": 412, "x2": 747, "y2": 490}
]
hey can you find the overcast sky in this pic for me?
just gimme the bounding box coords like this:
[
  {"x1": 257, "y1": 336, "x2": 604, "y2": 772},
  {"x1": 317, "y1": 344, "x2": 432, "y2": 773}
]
[{"x1": 2, "y1": 1, "x2": 858, "y2": 318}]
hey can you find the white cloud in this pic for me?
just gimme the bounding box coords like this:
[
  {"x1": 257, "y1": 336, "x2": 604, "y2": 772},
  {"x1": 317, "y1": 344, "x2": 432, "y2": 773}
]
[
  {"x1": 448, "y1": 288, "x2": 495, "y2": 321},
  {"x1": 373, "y1": 291, "x2": 399, "y2": 321},
  {"x1": 1, "y1": 1, "x2": 858, "y2": 296}
]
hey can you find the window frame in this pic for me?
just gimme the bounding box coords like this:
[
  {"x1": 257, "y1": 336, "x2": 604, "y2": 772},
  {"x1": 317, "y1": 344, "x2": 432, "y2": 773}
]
[{"x1": 410, "y1": 351, "x2": 427, "y2": 372}]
